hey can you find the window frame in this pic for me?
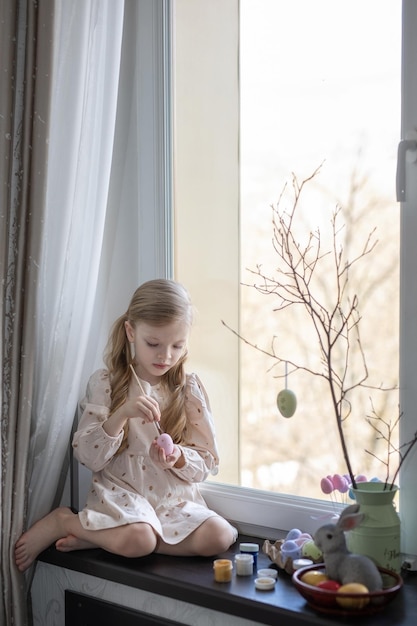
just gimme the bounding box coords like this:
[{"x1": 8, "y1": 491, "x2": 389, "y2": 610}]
[
  {"x1": 200, "y1": 482, "x2": 343, "y2": 538},
  {"x1": 69, "y1": 0, "x2": 415, "y2": 556}
]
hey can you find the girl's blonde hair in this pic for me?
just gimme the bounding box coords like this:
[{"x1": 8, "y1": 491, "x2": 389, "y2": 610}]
[{"x1": 104, "y1": 279, "x2": 193, "y2": 452}]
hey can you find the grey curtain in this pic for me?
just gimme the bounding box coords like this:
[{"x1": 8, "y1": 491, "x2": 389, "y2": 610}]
[{"x1": 0, "y1": 1, "x2": 54, "y2": 624}]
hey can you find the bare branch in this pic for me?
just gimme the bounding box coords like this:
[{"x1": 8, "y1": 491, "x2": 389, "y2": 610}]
[{"x1": 224, "y1": 166, "x2": 401, "y2": 490}]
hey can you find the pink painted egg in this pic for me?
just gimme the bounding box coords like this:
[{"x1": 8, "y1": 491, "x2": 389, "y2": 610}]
[{"x1": 156, "y1": 433, "x2": 174, "y2": 455}]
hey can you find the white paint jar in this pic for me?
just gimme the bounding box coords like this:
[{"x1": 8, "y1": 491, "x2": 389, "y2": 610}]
[{"x1": 234, "y1": 553, "x2": 254, "y2": 576}]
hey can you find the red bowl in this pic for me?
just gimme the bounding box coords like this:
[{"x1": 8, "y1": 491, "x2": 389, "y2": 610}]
[{"x1": 292, "y1": 563, "x2": 403, "y2": 616}]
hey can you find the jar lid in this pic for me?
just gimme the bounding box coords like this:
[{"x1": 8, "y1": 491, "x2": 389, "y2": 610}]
[
  {"x1": 254, "y1": 576, "x2": 276, "y2": 590},
  {"x1": 239, "y1": 542, "x2": 259, "y2": 552},
  {"x1": 213, "y1": 558, "x2": 233, "y2": 569},
  {"x1": 235, "y1": 553, "x2": 254, "y2": 562}
]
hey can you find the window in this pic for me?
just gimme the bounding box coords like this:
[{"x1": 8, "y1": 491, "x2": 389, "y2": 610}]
[
  {"x1": 73, "y1": 0, "x2": 416, "y2": 558},
  {"x1": 238, "y1": 0, "x2": 400, "y2": 499},
  {"x1": 172, "y1": 0, "x2": 417, "y2": 558}
]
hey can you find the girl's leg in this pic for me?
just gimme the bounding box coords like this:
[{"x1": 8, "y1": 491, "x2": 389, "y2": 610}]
[
  {"x1": 56, "y1": 534, "x2": 97, "y2": 552},
  {"x1": 15, "y1": 507, "x2": 157, "y2": 572},
  {"x1": 156, "y1": 516, "x2": 237, "y2": 557}
]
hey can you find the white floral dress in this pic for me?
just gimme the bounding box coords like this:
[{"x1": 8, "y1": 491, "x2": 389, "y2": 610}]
[{"x1": 73, "y1": 369, "x2": 229, "y2": 545}]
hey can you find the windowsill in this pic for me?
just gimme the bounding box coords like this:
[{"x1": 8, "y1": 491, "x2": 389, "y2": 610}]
[{"x1": 38, "y1": 535, "x2": 417, "y2": 626}]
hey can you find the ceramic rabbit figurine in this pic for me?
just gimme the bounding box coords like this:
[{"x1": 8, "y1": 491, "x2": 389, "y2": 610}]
[{"x1": 314, "y1": 504, "x2": 383, "y2": 591}]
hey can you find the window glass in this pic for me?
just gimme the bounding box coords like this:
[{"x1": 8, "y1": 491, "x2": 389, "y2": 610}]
[
  {"x1": 174, "y1": 0, "x2": 401, "y2": 502},
  {"x1": 239, "y1": 0, "x2": 401, "y2": 499}
]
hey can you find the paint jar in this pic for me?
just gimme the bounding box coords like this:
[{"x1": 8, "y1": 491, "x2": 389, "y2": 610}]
[
  {"x1": 234, "y1": 553, "x2": 254, "y2": 576},
  {"x1": 213, "y1": 558, "x2": 233, "y2": 582},
  {"x1": 239, "y1": 542, "x2": 259, "y2": 569}
]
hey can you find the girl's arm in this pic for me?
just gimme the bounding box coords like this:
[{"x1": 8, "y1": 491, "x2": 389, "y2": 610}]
[
  {"x1": 73, "y1": 370, "x2": 122, "y2": 471},
  {"x1": 73, "y1": 369, "x2": 161, "y2": 472},
  {"x1": 168, "y1": 373, "x2": 220, "y2": 483}
]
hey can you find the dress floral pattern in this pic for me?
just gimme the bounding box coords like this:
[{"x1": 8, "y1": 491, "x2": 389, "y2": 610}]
[{"x1": 72, "y1": 369, "x2": 228, "y2": 544}]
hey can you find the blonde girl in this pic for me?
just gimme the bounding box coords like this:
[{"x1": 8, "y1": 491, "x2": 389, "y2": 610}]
[{"x1": 15, "y1": 279, "x2": 237, "y2": 572}]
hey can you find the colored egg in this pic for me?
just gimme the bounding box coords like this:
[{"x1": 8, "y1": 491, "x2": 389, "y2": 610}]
[
  {"x1": 277, "y1": 389, "x2": 297, "y2": 417},
  {"x1": 317, "y1": 579, "x2": 341, "y2": 591},
  {"x1": 300, "y1": 570, "x2": 329, "y2": 586},
  {"x1": 320, "y1": 477, "x2": 334, "y2": 494},
  {"x1": 295, "y1": 537, "x2": 311, "y2": 547},
  {"x1": 301, "y1": 540, "x2": 323, "y2": 561},
  {"x1": 355, "y1": 474, "x2": 368, "y2": 483},
  {"x1": 336, "y1": 583, "x2": 370, "y2": 609},
  {"x1": 156, "y1": 433, "x2": 174, "y2": 455},
  {"x1": 333, "y1": 474, "x2": 349, "y2": 493},
  {"x1": 316, "y1": 578, "x2": 343, "y2": 606},
  {"x1": 280, "y1": 540, "x2": 301, "y2": 559},
  {"x1": 294, "y1": 533, "x2": 312, "y2": 547},
  {"x1": 286, "y1": 528, "x2": 302, "y2": 540}
]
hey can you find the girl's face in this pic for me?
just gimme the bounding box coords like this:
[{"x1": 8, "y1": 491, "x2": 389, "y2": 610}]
[{"x1": 125, "y1": 320, "x2": 189, "y2": 385}]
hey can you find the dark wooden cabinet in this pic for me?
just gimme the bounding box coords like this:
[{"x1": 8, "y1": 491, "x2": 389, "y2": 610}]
[{"x1": 65, "y1": 591, "x2": 184, "y2": 626}]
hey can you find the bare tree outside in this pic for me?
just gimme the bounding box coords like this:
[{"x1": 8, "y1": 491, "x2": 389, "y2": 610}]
[
  {"x1": 237, "y1": 163, "x2": 400, "y2": 499},
  {"x1": 238, "y1": 0, "x2": 401, "y2": 500}
]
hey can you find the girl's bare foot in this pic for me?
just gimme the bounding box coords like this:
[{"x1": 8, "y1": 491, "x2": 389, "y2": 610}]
[
  {"x1": 56, "y1": 534, "x2": 96, "y2": 552},
  {"x1": 15, "y1": 507, "x2": 74, "y2": 572}
]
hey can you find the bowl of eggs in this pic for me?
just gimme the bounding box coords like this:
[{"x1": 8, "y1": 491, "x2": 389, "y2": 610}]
[{"x1": 292, "y1": 563, "x2": 403, "y2": 615}]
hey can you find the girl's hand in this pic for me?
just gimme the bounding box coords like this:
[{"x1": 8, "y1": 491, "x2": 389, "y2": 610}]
[
  {"x1": 103, "y1": 394, "x2": 161, "y2": 438},
  {"x1": 124, "y1": 394, "x2": 161, "y2": 424},
  {"x1": 149, "y1": 439, "x2": 185, "y2": 469}
]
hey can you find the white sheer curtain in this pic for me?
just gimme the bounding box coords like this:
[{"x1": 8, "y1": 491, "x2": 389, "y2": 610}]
[{"x1": 26, "y1": 0, "x2": 125, "y2": 528}]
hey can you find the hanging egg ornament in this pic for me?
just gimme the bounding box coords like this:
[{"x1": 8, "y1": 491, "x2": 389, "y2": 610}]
[
  {"x1": 277, "y1": 389, "x2": 297, "y2": 417},
  {"x1": 277, "y1": 361, "x2": 297, "y2": 417}
]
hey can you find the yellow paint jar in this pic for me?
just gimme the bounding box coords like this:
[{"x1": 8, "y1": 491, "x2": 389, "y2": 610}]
[{"x1": 213, "y1": 558, "x2": 233, "y2": 582}]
